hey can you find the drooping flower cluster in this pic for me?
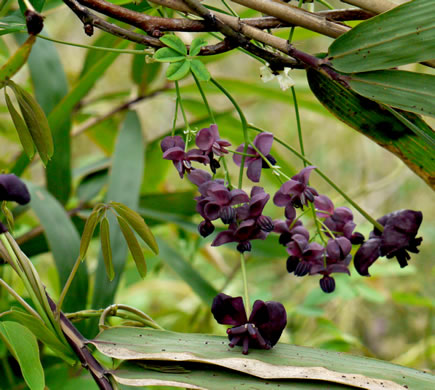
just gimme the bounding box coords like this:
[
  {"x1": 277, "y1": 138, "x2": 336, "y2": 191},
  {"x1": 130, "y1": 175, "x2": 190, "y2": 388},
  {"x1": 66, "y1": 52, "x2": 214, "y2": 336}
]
[{"x1": 161, "y1": 124, "x2": 424, "y2": 354}]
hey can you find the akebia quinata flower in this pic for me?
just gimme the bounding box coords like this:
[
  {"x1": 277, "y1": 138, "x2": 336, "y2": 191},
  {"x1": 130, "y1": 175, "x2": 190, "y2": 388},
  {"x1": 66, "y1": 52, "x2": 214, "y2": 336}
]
[
  {"x1": 354, "y1": 210, "x2": 423, "y2": 276},
  {"x1": 0, "y1": 174, "x2": 31, "y2": 233},
  {"x1": 233, "y1": 132, "x2": 275, "y2": 182},
  {"x1": 211, "y1": 293, "x2": 287, "y2": 354}
]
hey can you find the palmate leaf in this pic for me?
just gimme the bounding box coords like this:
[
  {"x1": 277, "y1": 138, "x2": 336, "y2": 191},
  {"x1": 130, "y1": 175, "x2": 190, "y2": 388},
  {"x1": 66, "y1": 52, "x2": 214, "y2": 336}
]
[
  {"x1": 307, "y1": 69, "x2": 435, "y2": 188},
  {"x1": 92, "y1": 327, "x2": 435, "y2": 389},
  {"x1": 167, "y1": 59, "x2": 191, "y2": 80},
  {"x1": 160, "y1": 34, "x2": 187, "y2": 56},
  {"x1": 154, "y1": 47, "x2": 186, "y2": 63},
  {"x1": 328, "y1": 0, "x2": 435, "y2": 72}
]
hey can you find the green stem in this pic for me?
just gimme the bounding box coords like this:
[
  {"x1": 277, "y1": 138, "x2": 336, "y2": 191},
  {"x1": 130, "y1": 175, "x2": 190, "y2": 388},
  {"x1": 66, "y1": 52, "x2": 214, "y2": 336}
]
[
  {"x1": 56, "y1": 256, "x2": 82, "y2": 319},
  {"x1": 210, "y1": 78, "x2": 248, "y2": 189},
  {"x1": 22, "y1": 0, "x2": 34, "y2": 11},
  {"x1": 315, "y1": 0, "x2": 334, "y2": 10},
  {"x1": 175, "y1": 81, "x2": 192, "y2": 150},
  {"x1": 248, "y1": 125, "x2": 384, "y2": 232},
  {"x1": 221, "y1": 156, "x2": 233, "y2": 189},
  {"x1": 220, "y1": 0, "x2": 238, "y2": 16},
  {"x1": 192, "y1": 71, "x2": 215, "y2": 123},
  {"x1": 228, "y1": 149, "x2": 257, "y2": 157},
  {"x1": 288, "y1": 0, "x2": 304, "y2": 42},
  {"x1": 0, "y1": 278, "x2": 41, "y2": 320},
  {"x1": 171, "y1": 97, "x2": 179, "y2": 137},
  {"x1": 240, "y1": 253, "x2": 250, "y2": 317},
  {"x1": 34, "y1": 34, "x2": 147, "y2": 54},
  {"x1": 291, "y1": 87, "x2": 305, "y2": 166}
]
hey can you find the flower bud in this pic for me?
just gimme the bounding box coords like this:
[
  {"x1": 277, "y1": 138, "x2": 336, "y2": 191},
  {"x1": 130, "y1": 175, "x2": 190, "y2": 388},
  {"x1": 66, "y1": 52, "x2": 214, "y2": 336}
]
[
  {"x1": 319, "y1": 276, "x2": 335, "y2": 293},
  {"x1": 294, "y1": 260, "x2": 310, "y2": 277},
  {"x1": 25, "y1": 10, "x2": 44, "y2": 35},
  {"x1": 198, "y1": 220, "x2": 215, "y2": 237},
  {"x1": 220, "y1": 206, "x2": 236, "y2": 224},
  {"x1": 237, "y1": 241, "x2": 252, "y2": 253},
  {"x1": 286, "y1": 256, "x2": 298, "y2": 273}
]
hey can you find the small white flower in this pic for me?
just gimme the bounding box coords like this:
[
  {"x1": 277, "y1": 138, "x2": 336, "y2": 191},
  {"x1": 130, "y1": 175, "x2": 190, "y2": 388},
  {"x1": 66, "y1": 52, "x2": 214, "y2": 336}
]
[
  {"x1": 260, "y1": 65, "x2": 275, "y2": 83},
  {"x1": 259, "y1": 65, "x2": 294, "y2": 91}
]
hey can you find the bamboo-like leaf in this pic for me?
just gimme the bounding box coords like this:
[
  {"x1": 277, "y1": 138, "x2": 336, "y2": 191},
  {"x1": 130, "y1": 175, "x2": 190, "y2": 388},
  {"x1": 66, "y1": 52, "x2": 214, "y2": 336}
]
[
  {"x1": 100, "y1": 216, "x2": 114, "y2": 281},
  {"x1": 111, "y1": 202, "x2": 158, "y2": 254},
  {"x1": 9, "y1": 82, "x2": 54, "y2": 165},
  {"x1": 328, "y1": 0, "x2": 435, "y2": 72},
  {"x1": 0, "y1": 321, "x2": 45, "y2": 390},
  {"x1": 79, "y1": 205, "x2": 104, "y2": 261},
  {"x1": 0, "y1": 35, "x2": 35, "y2": 85},
  {"x1": 348, "y1": 70, "x2": 435, "y2": 118},
  {"x1": 93, "y1": 327, "x2": 435, "y2": 390},
  {"x1": 1, "y1": 202, "x2": 14, "y2": 231},
  {"x1": 5, "y1": 90, "x2": 35, "y2": 159},
  {"x1": 307, "y1": 69, "x2": 435, "y2": 188},
  {"x1": 116, "y1": 215, "x2": 147, "y2": 278}
]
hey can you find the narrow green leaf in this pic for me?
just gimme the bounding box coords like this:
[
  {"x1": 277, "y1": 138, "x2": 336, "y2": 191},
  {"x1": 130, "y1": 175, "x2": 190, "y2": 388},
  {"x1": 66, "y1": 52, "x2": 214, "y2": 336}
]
[
  {"x1": 1, "y1": 202, "x2": 14, "y2": 231},
  {"x1": 0, "y1": 321, "x2": 45, "y2": 390},
  {"x1": 189, "y1": 37, "x2": 207, "y2": 57},
  {"x1": 131, "y1": 43, "x2": 161, "y2": 89},
  {"x1": 348, "y1": 70, "x2": 435, "y2": 118},
  {"x1": 10, "y1": 82, "x2": 54, "y2": 165},
  {"x1": 328, "y1": 0, "x2": 435, "y2": 72},
  {"x1": 167, "y1": 59, "x2": 191, "y2": 81},
  {"x1": 157, "y1": 238, "x2": 218, "y2": 305},
  {"x1": 154, "y1": 47, "x2": 186, "y2": 63},
  {"x1": 94, "y1": 327, "x2": 435, "y2": 390},
  {"x1": 116, "y1": 215, "x2": 147, "y2": 278},
  {"x1": 100, "y1": 217, "x2": 114, "y2": 281},
  {"x1": 0, "y1": 13, "x2": 26, "y2": 36},
  {"x1": 307, "y1": 69, "x2": 435, "y2": 188},
  {"x1": 0, "y1": 308, "x2": 74, "y2": 364},
  {"x1": 0, "y1": 35, "x2": 35, "y2": 85},
  {"x1": 111, "y1": 202, "x2": 158, "y2": 254},
  {"x1": 190, "y1": 59, "x2": 211, "y2": 82},
  {"x1": 26, "y1": 182, "x2": 88, "y2": 313},
  {"x1": 79, "y1": 206, "x2": 104, "y2": 261},
  {"x1": 160, "y1": 34, "x2": 187, "y2": 55},
  {"x1": 5, "y1": 91, "x2": 35, "y2": 159},
  {"x1": 90, "y1": 111, "x2": 144, "y2": 332}
]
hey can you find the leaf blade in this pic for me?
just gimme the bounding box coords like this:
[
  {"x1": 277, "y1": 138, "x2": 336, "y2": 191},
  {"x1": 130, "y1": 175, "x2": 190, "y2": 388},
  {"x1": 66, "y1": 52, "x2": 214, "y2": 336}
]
[{"x1": 100, "y1": 216, "x2": 115, "y2": 281}]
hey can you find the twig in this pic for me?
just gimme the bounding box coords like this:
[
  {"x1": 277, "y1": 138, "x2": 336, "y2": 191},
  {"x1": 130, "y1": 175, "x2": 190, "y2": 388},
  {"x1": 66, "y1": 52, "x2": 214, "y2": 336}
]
[{"x1": 341, "y1": 0, "x2": 399, "y2": 14}]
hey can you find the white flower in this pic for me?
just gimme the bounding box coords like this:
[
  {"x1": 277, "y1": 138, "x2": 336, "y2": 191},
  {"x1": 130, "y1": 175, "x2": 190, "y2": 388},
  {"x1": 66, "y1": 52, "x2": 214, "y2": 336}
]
[{"x1": 259, "y1": 65, "x2": 294, "y2": 91}]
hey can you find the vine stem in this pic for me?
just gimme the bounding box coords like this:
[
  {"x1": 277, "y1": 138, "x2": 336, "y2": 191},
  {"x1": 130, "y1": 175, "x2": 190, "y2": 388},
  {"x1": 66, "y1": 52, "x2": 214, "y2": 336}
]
[
  {"x1": 210, "y1": 78, "x2": 248, "y2": 189},
  {"x1": 191, "y1": 71, "x2": 215, "y2": 123},
  {"x1": 56, "y1": 256, "x2": 82, "y2": 319},
  {"x1": 248, "y1": 125, "x2": 384, "y2": 232},
  {"x1": 240, "y1": 253, "x2": 250, "y2": 317}
]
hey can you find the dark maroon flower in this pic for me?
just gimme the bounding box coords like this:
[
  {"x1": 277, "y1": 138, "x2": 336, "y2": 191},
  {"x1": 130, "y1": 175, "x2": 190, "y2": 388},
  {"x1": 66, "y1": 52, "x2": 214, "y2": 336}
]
[
  {"x1": 161, "y1": 135, "x2": 209, "y2": 178},
  {"x1": 198, "y1": 220, "x2": 215, "y2": 237},
  {"x1": 314, "y1": 195, "x2": 334, "y2": 218},
  {"x1": 196, "y1": 124, "x2": 231, "y2": 173},
  {"x1": 354, "y1": 210, "x2": 423, "y2": 276},
  {"x1": 319, "y1": 276, "x2": 335, "y2": 293},
  {"x1": 322, "y1": 206, "x2": 364, "y2": 244},
  {"x1": 233, "y1": 133, "x2": 274, "y2": 182},
  {"x1": 286, "y1": 233, "x2": 324, "y2": 276},
  {"x1": 237, "y1": 187, "x2": 274, "y2": 232},
  {"x1": 0, "y1": 174, "x2": 31, "y2": 205},
  {"x1": 274, "y1": 166, "x2": 318, "y2": 211},
  {"x1": 211, "y1": 293, "x2": 287, "y2": 354},
  {"x1": 212, "y1": 219, "x2": 267, "y2": 253},
  {"x1": 273, "y1": 219, "x2": 309, "y2": 246}
]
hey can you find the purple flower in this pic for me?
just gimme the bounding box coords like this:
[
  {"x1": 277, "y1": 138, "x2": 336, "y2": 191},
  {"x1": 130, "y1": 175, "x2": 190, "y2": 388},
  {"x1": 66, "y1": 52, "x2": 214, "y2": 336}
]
[
  {"x1": 274, "y1": 166, "x2": 318, "y2": 212},
  {"x1": 314, "y1": 195, "x2": 334, "y2": 218},
  {"x1": 211, "y1": 293, "x2": 287, "y2": 354},
  {"x1": 354, "y1": 210, "x2": 423, "y2": 276},
  {"x1": 233, "y1": 132, "x2": 274, "y2": 182},
  {"x1": 322, "y1": 206, "x2": 364, "y2": 244},
  {"x1": 196, "y1": 124, "x2": 231, "y2": 173},
  {"x1": 212, "y1": 219, "x2": 267, "y2": 253},
  {"x1": 237, "y1": 187, "x2": 274, "y2": 232},
  {"x1": 273, "y1": 219, "x2": 309, "y2": 246},
  {"x1": 161, "y1": 135, "x2": 209, "y2": 178},
  {"x1": 0, "y1": 174, "x2": 31, "y2": 205},
  {"x1": 286, "y1": 234, "x2": 324, "y2": 276}
]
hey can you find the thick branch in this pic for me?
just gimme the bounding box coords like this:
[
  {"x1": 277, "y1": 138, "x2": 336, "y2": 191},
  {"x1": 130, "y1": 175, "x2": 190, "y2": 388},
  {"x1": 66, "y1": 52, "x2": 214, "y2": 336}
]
[{"x1": 341, "y1": 0, "x2": 399, "y2": 14}]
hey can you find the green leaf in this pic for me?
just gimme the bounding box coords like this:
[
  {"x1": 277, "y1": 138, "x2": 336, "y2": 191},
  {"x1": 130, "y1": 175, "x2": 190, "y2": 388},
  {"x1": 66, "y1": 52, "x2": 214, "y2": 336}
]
[
  {"x1": 0, "y1": 308, "x2": 74, "y2": 364},
  {"x1": 166, "y1": 59, "x2": 191, "y2": 81},
  {"x1": 190, "y1": 59, "x2": 210, "y2": 82},
  {"x1": 5, "y1": 90, "x2": 35, "y2": 159},
  {"x1": 0, "y1": 321, "x2": 45, "y2": 390},
  {"x1": 160, "y1": 34, "x2": 187, "y2": 55},
  {"x1": 111, "y1": 202, "x2": 158, "y2": 254},
  {"x1": 307, "y1": 69, "x2": 435, "y2": 188},
  {"x1": 93, "y1": 327, "x2": 435, "y2": 390},
  {"x1": 328, "y1": 0, "x2": 435, "y2": 72},
  {"x1": 154, "y1": 47, "x2": 186, "y2": 63},
  {"x1": 157, "y1": 239, "x2": 218, "y2": 305},
  {"x1": 90, "y1": 111, "x2": 144, "y2": 331},
  {"x1": 348, "y1": 70, "x2": 435, "y2": 118},
  {"x1": 26, "y1": 182, "x2": 88, "y2": 313},
  {"x1": 79, "y1": 205, "x2": 104, "y2": 261},
  {"x1": 0, "y1": 35, "x2": 35, "y2": 85},
  {"x1": 100, "y1": 216, "x2": 115, "y2": 281},
  {"x1": 9, "y1": 82, "x2": 54, "y2": 165},
  {"x1": 391, "y1": 292, "x2": 434, "y2": 308},
  {"x1": 116, "y1": 215, "x2": 147, "y2": 278},
  {"x1": 189, "y1": 37, "x2": 207, "y2": 57},
  {"x1": 19, "y1": 33, "x2": 71, "y2": 203},
  {"x1": 0, "y1": 13, "x2": 26, "y2": 36}
]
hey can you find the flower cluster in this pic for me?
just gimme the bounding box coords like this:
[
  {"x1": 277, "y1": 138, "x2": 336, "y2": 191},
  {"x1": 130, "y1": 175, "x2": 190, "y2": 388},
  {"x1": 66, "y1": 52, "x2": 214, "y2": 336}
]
[{"x1": 161, "y1": 124, "x2": 424, "y2": 354}]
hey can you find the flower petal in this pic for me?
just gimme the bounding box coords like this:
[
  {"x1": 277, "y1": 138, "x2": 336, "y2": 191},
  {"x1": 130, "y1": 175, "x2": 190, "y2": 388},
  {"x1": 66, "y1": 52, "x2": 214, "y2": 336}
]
[
  {"x1": 253, "y1": 132, "x2": 273, "y2": 155},
  {"x1": 188, "y1": 169, "x2": 212, "y2": 186},
  {"x1": 196, "y1": 127, "x2": 215, "y2": 151},
  {"x1": 212, "y1": 230, "x2": 236, "y2": 246},
  {"x1": 247, "y1": 158, "x2": 263, "y2": 183},
  {"x1": 250, "y1": 300, "x2": 287, "y2": 347},
  {"x1": 211, "y1": 293, "x2": 247, "y2": 326},
  {"x1": 0, "y1": 174, "x2": 31, "y2": 205},
  {"x1": 160, "y1": 135, "x2": 185, "y2": 152},
  {"x1": 354, "y1": 238, "x2": 382, "y2": 276}
]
